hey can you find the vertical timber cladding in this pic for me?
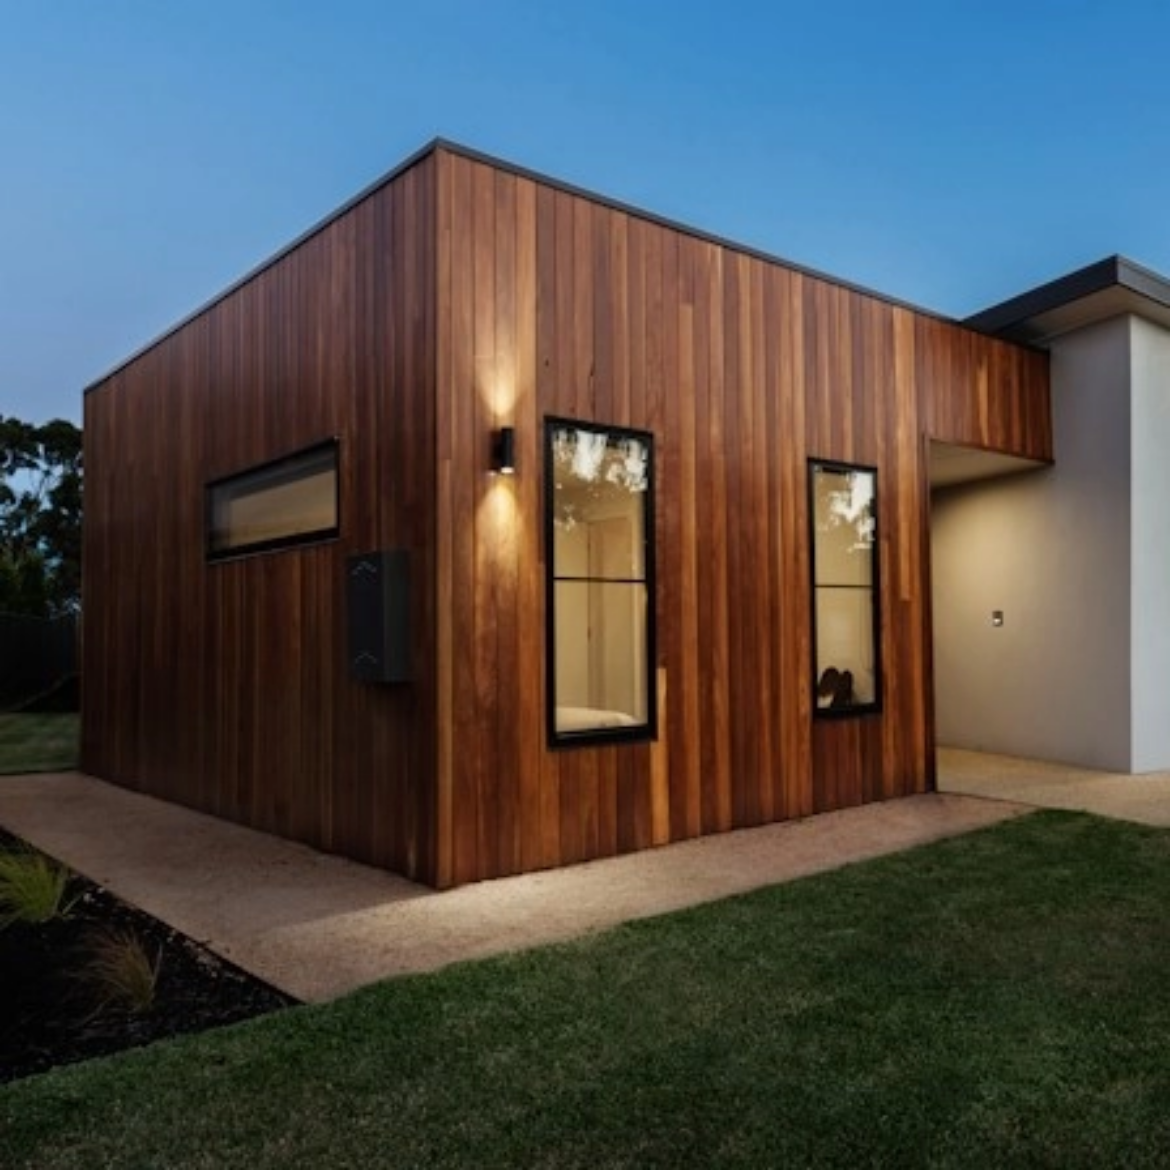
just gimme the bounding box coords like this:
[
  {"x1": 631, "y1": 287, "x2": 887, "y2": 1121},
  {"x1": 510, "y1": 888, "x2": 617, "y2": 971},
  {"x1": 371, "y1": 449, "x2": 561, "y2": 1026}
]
[
  {"x1": 81, "y1": 154, "x2": 441, "y2": 883},
  {"x1": 81, "y1": 138, "x2": 1050, "y2": 891},
  {"x1": 433, "y1": 145, "x2": 1051, "y2": 885}
]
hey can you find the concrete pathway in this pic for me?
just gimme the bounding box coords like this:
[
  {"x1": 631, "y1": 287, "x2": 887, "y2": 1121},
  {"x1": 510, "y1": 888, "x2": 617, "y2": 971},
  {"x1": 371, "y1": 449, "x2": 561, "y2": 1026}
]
[
  {"x1": 0, "y1": 772, "x2": 1026, "y2": 1002},
  {"x1": 938, "y1": 746, "x2": 1170, "y2": 826}
]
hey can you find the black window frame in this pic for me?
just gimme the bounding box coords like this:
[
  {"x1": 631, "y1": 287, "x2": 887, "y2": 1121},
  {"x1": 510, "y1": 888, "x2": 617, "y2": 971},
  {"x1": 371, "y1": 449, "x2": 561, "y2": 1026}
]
[
  {"x1": 808, "y1": 457, "x2": 882, "y2": 719},
  {"x1": 544, "y1": 416, "x2": 657, "y2": 748},
  {"x1": 206, "y1": 438, "x2": 340, "y2": 562}
]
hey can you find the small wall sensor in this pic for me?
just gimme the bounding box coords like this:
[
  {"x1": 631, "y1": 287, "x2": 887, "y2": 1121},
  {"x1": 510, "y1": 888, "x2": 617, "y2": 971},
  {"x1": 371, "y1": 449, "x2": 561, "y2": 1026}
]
[{"x1": 991, "y1": 610, "x2": 1004, "y2": 628}]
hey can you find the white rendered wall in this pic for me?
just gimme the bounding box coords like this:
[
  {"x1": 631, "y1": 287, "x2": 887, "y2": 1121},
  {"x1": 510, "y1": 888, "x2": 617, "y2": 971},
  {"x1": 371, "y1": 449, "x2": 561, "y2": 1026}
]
[
  {"x1": 932, "y1": 316, "x2": 1133, "y2": 770},
  {"x1": 1129, "y1": 316, "x2": 1170, "y2": 771}
]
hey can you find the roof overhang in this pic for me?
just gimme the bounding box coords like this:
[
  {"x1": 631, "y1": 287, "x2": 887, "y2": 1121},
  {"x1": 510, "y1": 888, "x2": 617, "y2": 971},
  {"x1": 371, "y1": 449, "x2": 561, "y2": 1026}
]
[
  {"x1": 927, "y1": 440, "x2": 1048, "y2": 489},
  {"x1": 965, "y1": 255, "x2": 1170, "y2": 346}
]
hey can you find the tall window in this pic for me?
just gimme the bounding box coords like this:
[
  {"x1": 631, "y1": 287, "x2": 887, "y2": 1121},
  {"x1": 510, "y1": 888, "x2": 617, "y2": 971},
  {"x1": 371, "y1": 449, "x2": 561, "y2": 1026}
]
[
  {"x1": 546, "y1": 419, "x2": 655, "y2": 744},
  {"x1": 207, "y1": 440, "x2": 339, "y2": 560},
  {"x1": 810, "y1": 460, "x2": 881, "y2": 715}
]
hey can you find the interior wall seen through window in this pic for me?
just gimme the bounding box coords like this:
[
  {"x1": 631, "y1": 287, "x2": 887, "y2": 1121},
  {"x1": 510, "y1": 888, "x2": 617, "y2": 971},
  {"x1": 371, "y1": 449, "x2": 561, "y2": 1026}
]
[
  {"x1": 208, "y1": 442, "x2": 338, "y2": 558},
  {"x1": 549, "y1": 423, "x2": 652, "y2": 739},
  {"x1": 811, "y1": 462, "x2": 879, "y2": 712}
]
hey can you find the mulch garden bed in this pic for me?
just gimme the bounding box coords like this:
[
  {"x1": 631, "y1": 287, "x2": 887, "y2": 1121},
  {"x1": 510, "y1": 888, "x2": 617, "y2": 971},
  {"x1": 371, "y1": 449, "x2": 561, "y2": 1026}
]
[{"x1": 0, "y1": 831, "x2": 297, "y2": 1083}]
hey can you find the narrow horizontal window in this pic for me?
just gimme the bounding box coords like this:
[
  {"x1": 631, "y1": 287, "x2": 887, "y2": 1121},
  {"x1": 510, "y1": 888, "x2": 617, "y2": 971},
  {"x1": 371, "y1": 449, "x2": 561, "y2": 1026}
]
[
  {"x1": 207, "y1": 440, "x2": 339, "y2": 560},
  {"x1": 546, "y1": 419, "x2": 656, "y2": 745},
  {"x1": 810, "y1": 460, "x2": 881, "y2": 716}
]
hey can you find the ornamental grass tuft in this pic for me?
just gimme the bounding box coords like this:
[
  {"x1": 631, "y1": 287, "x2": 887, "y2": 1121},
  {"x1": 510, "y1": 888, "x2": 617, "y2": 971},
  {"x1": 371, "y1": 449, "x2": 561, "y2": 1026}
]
[
  {"x1": 83, "y1": 930, "x2": 162, "y2": 1015},
  {"x1": 0, "y1": 848, "x2": 75, "y2": 927}
]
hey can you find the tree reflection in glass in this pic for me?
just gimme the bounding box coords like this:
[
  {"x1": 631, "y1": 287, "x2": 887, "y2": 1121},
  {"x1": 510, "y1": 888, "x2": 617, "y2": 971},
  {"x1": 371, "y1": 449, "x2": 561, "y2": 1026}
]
[{"x1": 811, "y1": 463, "x2": 879, "y2": 712}]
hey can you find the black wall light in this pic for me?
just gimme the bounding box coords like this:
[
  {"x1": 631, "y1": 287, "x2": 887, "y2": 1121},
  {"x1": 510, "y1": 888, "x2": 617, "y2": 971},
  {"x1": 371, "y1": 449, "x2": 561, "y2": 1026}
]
[{"x1": 491, "y1": 426, "x2": 516, "y2": 475}]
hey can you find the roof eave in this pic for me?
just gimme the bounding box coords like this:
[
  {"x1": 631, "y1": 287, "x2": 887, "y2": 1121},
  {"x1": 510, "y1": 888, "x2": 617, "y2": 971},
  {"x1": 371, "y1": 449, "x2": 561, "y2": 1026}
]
[{"x1": 965, "y1": 255, "x2": 1170, "y2": 345}]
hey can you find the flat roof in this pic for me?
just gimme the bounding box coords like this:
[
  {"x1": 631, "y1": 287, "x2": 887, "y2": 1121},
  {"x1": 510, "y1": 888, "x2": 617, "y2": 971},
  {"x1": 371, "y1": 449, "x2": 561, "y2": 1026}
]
[
  {"x1": 86, "y1": 138, "x2": 974, "y2": 394},
  {"x1": 965, "y1": 255, "x2": 1170, "y2": 345}
]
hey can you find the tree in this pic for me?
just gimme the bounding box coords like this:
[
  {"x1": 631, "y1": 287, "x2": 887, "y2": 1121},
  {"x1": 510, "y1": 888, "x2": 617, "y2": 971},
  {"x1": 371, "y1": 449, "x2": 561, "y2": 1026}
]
[{"x1": 0, "y1": 414, "x2": 82, "y2": 617}]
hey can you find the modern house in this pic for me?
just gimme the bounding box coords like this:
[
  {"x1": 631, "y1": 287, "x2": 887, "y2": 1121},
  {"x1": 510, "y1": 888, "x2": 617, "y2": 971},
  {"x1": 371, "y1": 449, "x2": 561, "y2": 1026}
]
[{"x1": 85, "y1": 136, "x2": 1129, "y2": 889}]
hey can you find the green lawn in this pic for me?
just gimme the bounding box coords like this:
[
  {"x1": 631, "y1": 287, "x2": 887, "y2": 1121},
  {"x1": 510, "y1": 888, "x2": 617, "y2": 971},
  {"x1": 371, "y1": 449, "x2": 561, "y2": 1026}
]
[
  {"x1": 0, "y1": 713, "x2": 79, "y2": 774},
  {"x1": 3, "y1": 811, "x2": 1169, "y2": 1169}
]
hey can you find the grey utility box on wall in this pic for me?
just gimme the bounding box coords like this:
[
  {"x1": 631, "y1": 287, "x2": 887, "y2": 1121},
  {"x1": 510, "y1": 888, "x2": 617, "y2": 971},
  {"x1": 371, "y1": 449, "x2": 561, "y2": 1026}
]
[{"x1": 346, "y1": 550, "x2": 411, "y2": 683}]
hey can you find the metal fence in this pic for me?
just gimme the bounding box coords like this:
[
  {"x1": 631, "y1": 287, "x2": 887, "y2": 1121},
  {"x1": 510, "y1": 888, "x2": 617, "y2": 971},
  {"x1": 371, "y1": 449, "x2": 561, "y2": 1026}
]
[{"x1": 0, "y1": 611, "x2": 79, "y2": 710}]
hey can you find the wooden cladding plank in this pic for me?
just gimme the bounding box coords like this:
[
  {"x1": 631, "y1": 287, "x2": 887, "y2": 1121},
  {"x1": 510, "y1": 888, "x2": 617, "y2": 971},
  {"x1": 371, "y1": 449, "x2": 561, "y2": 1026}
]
[
  {"x1": 674, "y1": 294, "x2": 702, "y2": 840},
  {"x1": 434, "y1": 151, "x2": 458, "y2": 889},
  {"x1": 776, "y1": 270, "x2": 812, "y2": 819}
]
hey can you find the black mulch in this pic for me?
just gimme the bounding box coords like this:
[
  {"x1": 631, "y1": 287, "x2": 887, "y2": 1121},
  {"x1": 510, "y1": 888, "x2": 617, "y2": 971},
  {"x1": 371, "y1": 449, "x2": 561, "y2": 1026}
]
[{"x1": 0, "y1": 831, "x2": 297, "y2": 1083}]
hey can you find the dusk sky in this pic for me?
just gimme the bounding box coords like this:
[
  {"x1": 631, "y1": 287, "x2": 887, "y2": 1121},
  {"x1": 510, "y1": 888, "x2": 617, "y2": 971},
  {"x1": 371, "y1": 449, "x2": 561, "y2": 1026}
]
[{"x1": 3, "y1": 0, "x2": 1167, "y2": 425}]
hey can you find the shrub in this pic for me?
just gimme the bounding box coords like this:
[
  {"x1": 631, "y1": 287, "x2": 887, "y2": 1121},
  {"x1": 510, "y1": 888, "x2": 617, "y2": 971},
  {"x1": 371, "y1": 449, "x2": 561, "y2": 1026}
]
[
  {"x1": 0, "y1": 847, "x2": 75, "y2": 926},
  {"x1": 84, "y1": 930, "x2": 162, "y2": 1014}
]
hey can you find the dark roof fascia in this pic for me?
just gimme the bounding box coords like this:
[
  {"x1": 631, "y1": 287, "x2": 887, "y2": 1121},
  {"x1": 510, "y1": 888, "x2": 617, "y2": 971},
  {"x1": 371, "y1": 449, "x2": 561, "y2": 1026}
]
[
  {"x1": 86, "y1": 136, "x2": 996, "y2": 394},
  {"x1": 965, "y1": 255, "x2": 1170, "y2": 339}
]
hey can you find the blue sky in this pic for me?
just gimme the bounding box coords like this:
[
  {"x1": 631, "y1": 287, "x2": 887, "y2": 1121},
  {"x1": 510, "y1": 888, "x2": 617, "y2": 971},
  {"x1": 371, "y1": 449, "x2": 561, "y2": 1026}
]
[{"x1": 2, "y1": 0, "x2": 1167, "y2": 424}]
